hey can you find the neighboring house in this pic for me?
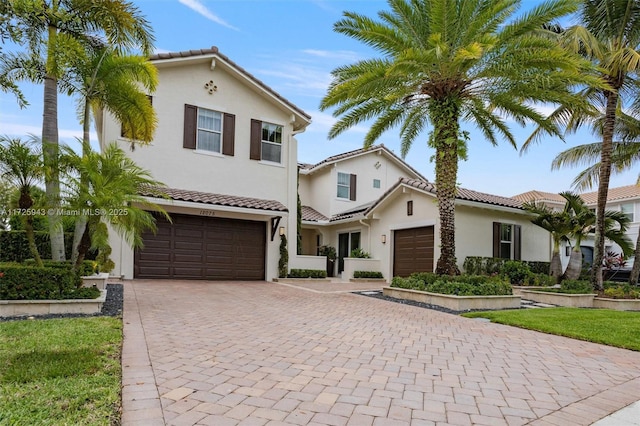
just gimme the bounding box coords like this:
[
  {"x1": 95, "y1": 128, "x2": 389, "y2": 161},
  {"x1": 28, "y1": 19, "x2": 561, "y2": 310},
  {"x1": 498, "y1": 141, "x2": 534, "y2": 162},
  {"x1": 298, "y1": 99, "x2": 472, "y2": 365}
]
[
  {"x1": 295, "y1": 147, "x2": 551, "y2": 280},
  {"x1": 97, "y1": 47, "x2": 311, "y2": 280},
  {"x1": 513, "y1": 185, "x2": 640, "y2": 269}
]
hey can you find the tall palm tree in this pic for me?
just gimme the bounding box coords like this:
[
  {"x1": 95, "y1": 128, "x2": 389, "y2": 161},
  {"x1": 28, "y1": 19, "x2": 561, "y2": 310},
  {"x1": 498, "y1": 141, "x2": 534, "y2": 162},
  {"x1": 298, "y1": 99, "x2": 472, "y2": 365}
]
[
  {"x1": 523, "y1": 0, "x2": 640, "y2": 290},
  {"x1": 0, "y1": 136, "x2": 44, "y2": 266},
  {"x1": 320, "y1": 0, "x2": 601, "y2": 275},
  {"x1": 560, "y1": 191, "x2": 633, "y2": 280},
  {"x1": 60, "y1": 44, "x2": 158, "y2": 263},
  {"x1": 553, "y1": 141, "x2": 640, "y2": 283},
  {"x1": 522, "y1": 201, "x2": 571, "y2": 281},
  {"x1": 6, "y1": 0, "x2": 154, "y2": 262},
  {"x1": 59, "y1": 142, "x2": 168, "y2": 269}
]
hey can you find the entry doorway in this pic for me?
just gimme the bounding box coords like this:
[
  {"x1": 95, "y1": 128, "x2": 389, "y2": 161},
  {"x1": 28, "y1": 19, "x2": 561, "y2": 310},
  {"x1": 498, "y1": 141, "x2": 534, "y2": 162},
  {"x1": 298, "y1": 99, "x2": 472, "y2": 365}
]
[{"x1": 338, "y1": 231, "x2": 361, "y2": 273}]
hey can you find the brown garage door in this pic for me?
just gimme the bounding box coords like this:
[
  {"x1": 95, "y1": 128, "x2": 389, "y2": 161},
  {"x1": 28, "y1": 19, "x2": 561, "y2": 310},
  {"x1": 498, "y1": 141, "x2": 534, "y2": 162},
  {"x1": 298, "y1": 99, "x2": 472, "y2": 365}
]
[
  {"x1": 393, "y1": 226, "x2": 434, "y2": 277},
  {"x1": 135, "y1": 214, "x2": 266, "y2": 280}
]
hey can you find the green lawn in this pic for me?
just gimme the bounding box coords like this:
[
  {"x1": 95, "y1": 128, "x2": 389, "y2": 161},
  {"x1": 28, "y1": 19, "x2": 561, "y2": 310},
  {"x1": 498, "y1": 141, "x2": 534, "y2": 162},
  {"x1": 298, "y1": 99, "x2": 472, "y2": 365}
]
[
  {"x1": 0, "y1": 317, "x2": 122, "y2": 425},
  {"x1": 463, "y1": 308, "x2": 640, "y2": 351}
]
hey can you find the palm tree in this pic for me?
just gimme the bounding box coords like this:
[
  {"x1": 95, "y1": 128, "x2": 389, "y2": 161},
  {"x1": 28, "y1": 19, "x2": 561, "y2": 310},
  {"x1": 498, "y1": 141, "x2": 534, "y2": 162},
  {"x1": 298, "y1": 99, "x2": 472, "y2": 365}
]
[
  {"x1": 0, "y1": 136, "x2": 44, "y2": 266},
  {"x1": 560, "y1": 191, "x2": 633, "y2": 280},
  {"x1": 522, "y1": 0, "x2": 640, "y2": 290},
  {"x1": 320, "y1": 0, "x2": 601, "y2": 275},
  {"x1": 6, "y1": 0, "x2": 154, "y2": 262},
  {"x1": 552, "y1": 141, "x2": 640, "y2": 283},
  {"x1": 59, "y1": 142, "x2": 168, "y2": 269},
  {"x1": 522, "y1": 201, "x2": 571, "y2": 282},
  {"x1": 60, "y1": 44, "x2": 158, "y2": 263}
]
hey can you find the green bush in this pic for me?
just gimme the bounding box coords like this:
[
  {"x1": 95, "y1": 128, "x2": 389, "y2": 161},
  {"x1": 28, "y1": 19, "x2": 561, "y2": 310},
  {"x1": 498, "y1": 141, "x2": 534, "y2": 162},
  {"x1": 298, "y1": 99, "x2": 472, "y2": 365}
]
[
  {"x1": 523, "y1": 273, "x2": 556, "y2": 287},
  {"x1": 463, "y1": 256, "x2": 550, "y2": 276},
  {"x1": 391, "y1": 273, "x2": 512, "y2": 296},
  {"x1": 602, "y1": 282, "x2": 640, "y2": 299},
  {"x1": 287, "y1": 269, "x2": 327, "y2": 279},
  {"x1": 0, "y1": 231, "x2": 97, "y2": 262},
  {"x1": 501, "y1": 261, "x2": 531, "y2": 285},
  {"x1": 354, "y1": 271, "x2": 383, "y2": 279},
  {"x1": 0, "y1": 264, "x2": 87, "y2": 300},
  {"x1": 349, "y1": 248, "x2": 371, "y2": 258},
  {"x1": 23, "y1": 259, "x2": 96, "y2": 277},
  {"x1": 557, "y1": 279, "x2": 594, "y2": 294}
]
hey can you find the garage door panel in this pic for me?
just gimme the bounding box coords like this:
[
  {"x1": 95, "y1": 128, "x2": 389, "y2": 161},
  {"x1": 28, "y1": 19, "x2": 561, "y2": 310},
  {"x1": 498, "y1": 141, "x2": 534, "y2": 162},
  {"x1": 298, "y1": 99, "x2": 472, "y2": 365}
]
[
  {"x1": 135, "y1": 213, "x2": 266, "y2": 280},
  {"x1": 393, "y1": 226, "x2": 434, "y2": 277}
]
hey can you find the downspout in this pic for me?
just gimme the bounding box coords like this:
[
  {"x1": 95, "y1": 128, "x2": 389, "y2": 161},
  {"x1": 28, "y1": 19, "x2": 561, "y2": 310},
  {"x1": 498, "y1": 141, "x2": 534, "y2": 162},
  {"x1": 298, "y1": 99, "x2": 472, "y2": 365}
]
[
  {"x1": 359, "y1": 218, "x2": 371, "y2": 252},
  {"x1": 288, "y1": 120, "x2": 306, "y2": 270}
]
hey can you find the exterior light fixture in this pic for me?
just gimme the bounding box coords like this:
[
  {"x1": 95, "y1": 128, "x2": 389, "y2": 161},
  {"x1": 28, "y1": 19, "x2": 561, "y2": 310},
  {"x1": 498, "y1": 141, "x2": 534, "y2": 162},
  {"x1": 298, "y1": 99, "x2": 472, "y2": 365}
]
[
  {"x1": 381, "y1": 234, "x2": 386, "y2": 244},
  {"x1": 279, "y1": 227, "x2": 285, "y2": 236}
]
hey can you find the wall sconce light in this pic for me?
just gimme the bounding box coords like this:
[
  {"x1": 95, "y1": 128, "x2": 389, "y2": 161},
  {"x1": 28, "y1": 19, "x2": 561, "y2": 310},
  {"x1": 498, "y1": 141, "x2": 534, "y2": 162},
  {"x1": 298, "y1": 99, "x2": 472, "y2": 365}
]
[
  {"x1": 279, "y1": 227, "x2": 285, "y2": 236},
  {"x1": 381, "y1": 234, "x2": 387, "y2": 244}
]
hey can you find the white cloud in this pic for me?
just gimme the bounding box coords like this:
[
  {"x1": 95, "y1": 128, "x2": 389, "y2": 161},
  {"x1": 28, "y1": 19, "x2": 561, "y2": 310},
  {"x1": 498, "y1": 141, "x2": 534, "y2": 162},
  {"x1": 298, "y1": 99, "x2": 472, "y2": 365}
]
[
  {"x1": 306, "y1": 110, "x2": 369, "y2": 134},
  {"x1": 0, "y1": 122, "x2": 94, "y2": 142},
  {"x1": 302, "y1": 49, "x2": 361, "y2": 62},
  {"x1": 177, "y1": 0, "x2": 239, "y2": 31}
]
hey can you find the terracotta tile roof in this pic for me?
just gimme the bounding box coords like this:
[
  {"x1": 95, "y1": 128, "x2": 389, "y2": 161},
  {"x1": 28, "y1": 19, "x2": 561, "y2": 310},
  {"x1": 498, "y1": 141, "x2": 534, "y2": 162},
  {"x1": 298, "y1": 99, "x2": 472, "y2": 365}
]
[
  {"x1": 330, "y1": 202, "x2": 374, "y2": 222},
  {"x1": 140, "y1": 186, "x2": 288, "y2": 212},
  {"x1": 301, "y1": 206, "x2": 329, "y2": 222},
  {"x1": 580, "y1": 184, "x2": 640, "y2": 204},
  {"x1": 301, "y1": 144, "x2": 427, "y2": 181},
  {"x1": 512, "y1": 190, "x2": 567, "y2": 204},
  {"x1": 365, "y1": 178, "x2": 523, "y2": 215},
  {"x1": 150, "y1": 46, "x2": 311, "y2": 122}
]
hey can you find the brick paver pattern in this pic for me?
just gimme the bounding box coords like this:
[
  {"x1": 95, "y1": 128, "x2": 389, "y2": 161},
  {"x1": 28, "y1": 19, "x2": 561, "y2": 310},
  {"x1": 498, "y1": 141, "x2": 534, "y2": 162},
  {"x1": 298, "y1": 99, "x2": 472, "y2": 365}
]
[{"x1": 121, "y1": 280, "x2": 640, "y2": 426}]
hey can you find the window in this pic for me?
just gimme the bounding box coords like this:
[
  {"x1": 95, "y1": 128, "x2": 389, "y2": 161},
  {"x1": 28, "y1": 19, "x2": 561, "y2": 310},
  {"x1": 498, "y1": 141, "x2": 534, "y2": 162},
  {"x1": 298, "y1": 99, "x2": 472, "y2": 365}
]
[
  {"x1": 197, "y1": 108, "x2": 222, "y2": 152},
  {"x1": 621, "y1": 203, "x2": 634, "y2": 222},
  {"x1": 337, "y1": 172, "x2": 350, "y2": 199},
  {"x1": 373, "y1": 179, "x2": 381, "y2": 189},
  {"x1": 183, "y1": 104, "x2": 235, "y2": 155},
  {"x1": 407, "y1": 200, "x2": 413, "y2": 216},
  {"x1": 493, "y1": 222, "x2": 521, "y2": 260},
  {"x1": 250, "y1": 119, "x2": 283, "y2": 163},
  {"x1": 336, "y1": 172, "x2": 357, "y2": 200}
]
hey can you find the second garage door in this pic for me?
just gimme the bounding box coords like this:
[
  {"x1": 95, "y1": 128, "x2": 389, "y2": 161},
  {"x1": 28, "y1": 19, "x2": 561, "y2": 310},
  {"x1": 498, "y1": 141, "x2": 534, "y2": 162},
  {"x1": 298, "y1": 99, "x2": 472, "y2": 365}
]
[
  {"x1": 393, "y1": 226, "x2": 434, "y2": 277},
  {"x1": 135, "y1": 213, "x2": 266, "y2": 280}
]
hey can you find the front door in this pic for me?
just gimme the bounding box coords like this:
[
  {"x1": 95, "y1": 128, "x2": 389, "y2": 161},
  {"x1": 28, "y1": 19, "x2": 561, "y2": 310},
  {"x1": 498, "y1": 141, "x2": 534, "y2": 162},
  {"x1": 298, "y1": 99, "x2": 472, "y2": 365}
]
[{"x1": 338, "y1": 231, "x2": 361, "y2": 273}]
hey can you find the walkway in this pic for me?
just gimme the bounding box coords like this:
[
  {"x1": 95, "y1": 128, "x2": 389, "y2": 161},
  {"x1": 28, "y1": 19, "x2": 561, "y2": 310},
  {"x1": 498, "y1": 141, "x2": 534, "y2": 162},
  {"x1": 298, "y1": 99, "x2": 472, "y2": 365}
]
[{"x1": 121, "y1": 280, "x2": 640, "y2": 425}]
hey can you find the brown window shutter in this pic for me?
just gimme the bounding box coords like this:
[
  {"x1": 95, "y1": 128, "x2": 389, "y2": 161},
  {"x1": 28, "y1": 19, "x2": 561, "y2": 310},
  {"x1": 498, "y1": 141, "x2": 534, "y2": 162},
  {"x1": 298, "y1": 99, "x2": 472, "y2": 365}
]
[
  {"x1": 222, "y1": 113, "x2": 235, "y2": 156},
  {"x1": 250, "y1": 119, "x2": 262, "y2": 160},
  {"x1": 183, "y1": 104, "x2": 197, "y2": 149},
  {"x1": 514, "y1": 225, "x2": 521, "y2": 260},
  {"x1": 493, "y1": 222, "x2": 500, "y2": 258},
  {"x1": 349, "y1": 174, "x2": 357, "y2": 201}
]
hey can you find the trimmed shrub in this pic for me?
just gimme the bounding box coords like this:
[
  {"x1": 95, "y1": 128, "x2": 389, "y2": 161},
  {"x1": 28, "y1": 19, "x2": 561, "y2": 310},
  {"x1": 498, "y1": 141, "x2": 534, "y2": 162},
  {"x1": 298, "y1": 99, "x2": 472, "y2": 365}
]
[
  {"x1": 354, "y1": 271, "x2": 383, "y2": 279},
  {"x1": 0, "y1": 231, "x2": 97, "y2": 262},
  {"x1": 523, "y1": 273, "x2": 556, "y2": 287},
  {"x1": 391, "y1": 273, "x2": 512, "y2": 296},
  {"x1": 23, "y1": 259, "x2": 96, "y2": 277},
  {"x1": 463, "y1": 256, "x2": 550, "y2": 277},
  {"x1": 501, "y1": 261, "x2": 531, "y2": 285},
  {"x1": 0, "y1": 264, "x2": 89, "y2": 300},
  {"x1": 287, "y1": 269, "x2": 327, "y2": 279},
  {"x1": 556, "y1": 279, "x2": 594, "y2": 294}
]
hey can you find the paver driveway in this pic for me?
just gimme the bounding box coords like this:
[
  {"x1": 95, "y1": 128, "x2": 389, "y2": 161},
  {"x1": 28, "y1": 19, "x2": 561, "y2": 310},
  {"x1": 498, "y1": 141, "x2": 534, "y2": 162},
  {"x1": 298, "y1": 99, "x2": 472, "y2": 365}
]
[{"x1": 121, "y1": 280, "x2": 640, "y2": 426}]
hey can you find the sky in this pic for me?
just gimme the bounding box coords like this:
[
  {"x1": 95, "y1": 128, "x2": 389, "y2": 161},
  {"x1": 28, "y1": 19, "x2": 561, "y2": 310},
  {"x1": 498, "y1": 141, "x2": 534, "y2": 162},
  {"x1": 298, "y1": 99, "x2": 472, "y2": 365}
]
[{"x1": 0, "y1": 0, "x2": 637, "y2": 198}]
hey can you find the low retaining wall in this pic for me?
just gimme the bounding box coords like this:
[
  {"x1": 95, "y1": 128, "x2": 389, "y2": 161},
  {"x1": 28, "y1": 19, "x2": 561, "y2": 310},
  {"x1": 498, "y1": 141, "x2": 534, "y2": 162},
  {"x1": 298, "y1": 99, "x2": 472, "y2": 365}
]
[
  {"x1": 383, "y1": 287, "x2": 521, "y2": 311},
  {"x1": 593, "y1": 297, "x2": 640, "y2": 311},
  {"x1": 520, "y1": 290, "x2": 595, "y2": 308},
  {"x1": 0, "y1": 290, "x2": 106, "y2": 317},
  {"x1": 81, "y1": 272, "x2": 110, "y2": 290}
]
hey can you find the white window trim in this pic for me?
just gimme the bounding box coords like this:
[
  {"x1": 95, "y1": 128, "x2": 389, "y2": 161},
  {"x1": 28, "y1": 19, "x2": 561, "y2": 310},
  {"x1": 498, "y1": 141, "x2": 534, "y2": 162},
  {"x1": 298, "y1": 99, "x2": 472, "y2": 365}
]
[
  {"x1": 336, "y1": 171, "x2": 351, "y2": 200},
  {"x1": 260, "y1": 122, "x2": 283, "y2": 164},
  {"x1": 196, "y1": 107, "x2": 223, "y2": 153}
]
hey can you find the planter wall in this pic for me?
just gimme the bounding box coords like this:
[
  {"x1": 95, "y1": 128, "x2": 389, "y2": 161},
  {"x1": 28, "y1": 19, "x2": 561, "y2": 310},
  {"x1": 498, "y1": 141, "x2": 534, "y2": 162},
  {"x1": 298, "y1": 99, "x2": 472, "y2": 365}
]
[
  {"x1": 520, "y1": 290, "x2": 595, "y2": 308},
  {"x1": 512, "y1": 286, "x2": 558, "y2": 297},
  {"x1": 81, "y1": 272, "x2": 109, "y2": 290},
  {"x1": 593, "y1": 297, "x2": 640, "y2": 311},
  {"x1": 0, "y1": 290, "x2": 106, "y2": 317},
  {"x1": 383, "y1": 287, "x2": 521, "y2": 311}
]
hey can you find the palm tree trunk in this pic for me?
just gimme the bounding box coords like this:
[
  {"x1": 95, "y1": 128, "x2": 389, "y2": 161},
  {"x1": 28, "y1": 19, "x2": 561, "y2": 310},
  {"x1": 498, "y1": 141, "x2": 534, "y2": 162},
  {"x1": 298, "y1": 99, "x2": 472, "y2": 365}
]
[
  {"x1": 43, "y1": 24, "x2": 65, "y2": 262},
  {"x1": 19, "y1": 190, "x2": 43, "y2": 267},
  {"x1": 564, "y1": 248, "x2": 583, "y2": 280},
  {"x1": 629, "y1": 231, "x2": 640, "y2": 285},
  {"x1": 591, "y1": 89, "x2": 618, "y2": 291},
  {"x1": 71, "y1": 101, "x2": 92, "y2": 266},
  {"x1": 432, "y1": 98, "x2": 460, "y2": 276}
]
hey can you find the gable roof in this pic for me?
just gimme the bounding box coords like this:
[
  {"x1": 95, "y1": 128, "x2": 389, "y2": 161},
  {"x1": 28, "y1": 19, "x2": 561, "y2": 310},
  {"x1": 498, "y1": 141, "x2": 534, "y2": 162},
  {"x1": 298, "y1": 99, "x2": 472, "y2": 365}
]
[
  {"x1": 301, "y1": 206, "x2": 329, "y2": 222},
  {"x1": 364, "y1": 178, "x2": 523, "y2": 217},
  {"x1": 513, "y1": 184, "x2": 640, "y2": 206},
  {"x1": 150, "y1": 46, "x2": 311, "y2": 130},
  {"x1": 512, "y1": 190, "x2": 566, "y2": 205},
  {"x1": 299, "y1": 144, "x2": 427, "y2": 181},
  {"x1": 140, "y1": 186, "x2": 288, "y2": 213}
]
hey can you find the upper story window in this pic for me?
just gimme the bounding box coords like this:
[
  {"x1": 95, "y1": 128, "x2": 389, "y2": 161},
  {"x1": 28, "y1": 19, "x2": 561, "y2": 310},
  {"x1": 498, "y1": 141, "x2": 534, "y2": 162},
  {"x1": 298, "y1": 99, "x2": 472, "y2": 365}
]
[
  {"x1": 183, "y1": 104, "x2": 235, "y2": 156},
  {"x1": 621, "y1": 203, "x2": 634, "y2": 222},
  {"x1": 337, "y1": 172, "x2": 357, "y2": 201},
  {"x1": 197, "y1": 108, "x2": 222, "y2": 153},
  {"x1": 373, "y1": 179, "x2": 381, "y2": 189},
  {"x1": 250, "y1": 119, "x2": 283, "y2": 163}
]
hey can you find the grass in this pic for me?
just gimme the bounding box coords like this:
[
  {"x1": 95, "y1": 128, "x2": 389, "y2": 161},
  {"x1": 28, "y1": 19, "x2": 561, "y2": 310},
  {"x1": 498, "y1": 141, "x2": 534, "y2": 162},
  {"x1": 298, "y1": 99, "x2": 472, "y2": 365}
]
[
  {"x1": 463, "y1": 308, "x2": 640, "y2": 351},
  {"x1": 0, "y1": 317, "x2": 122, "y2": 425}
]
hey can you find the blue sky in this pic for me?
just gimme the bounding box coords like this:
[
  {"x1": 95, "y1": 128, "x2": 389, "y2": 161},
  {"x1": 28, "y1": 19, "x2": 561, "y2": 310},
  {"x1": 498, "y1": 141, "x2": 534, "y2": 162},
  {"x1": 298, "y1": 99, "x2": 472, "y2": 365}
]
[{"x1": 0, "y1": 0, "x2": 637, "y2": 197}]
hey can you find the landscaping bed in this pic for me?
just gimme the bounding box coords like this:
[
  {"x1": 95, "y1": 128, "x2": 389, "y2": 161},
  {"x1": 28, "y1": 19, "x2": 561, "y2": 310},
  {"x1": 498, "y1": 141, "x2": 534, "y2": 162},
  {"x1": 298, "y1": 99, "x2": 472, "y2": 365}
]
[{"x1": 383, "y1": 286, "x2": 521, "y2": 311}]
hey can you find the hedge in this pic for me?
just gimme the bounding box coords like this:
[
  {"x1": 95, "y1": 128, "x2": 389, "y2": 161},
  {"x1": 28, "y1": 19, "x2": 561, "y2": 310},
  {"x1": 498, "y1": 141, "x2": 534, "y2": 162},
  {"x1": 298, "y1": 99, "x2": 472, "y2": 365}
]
[
  {"x1": 287, "y1": 269, "x2": 327, "y2": 279},
  {"x1": 391, "y1": 272, "x2": 512, "y2": 296},
  {"x1": 23, "y1": 259, "x2": 96, "y2": 277},
  {"x1": 463, "y1": 257, "x2": 550, "y2": 275},
  {"x1": 0, "y1": 264, "x2": 100, "y2": 300},
  {"x1": 354, "y1": 271, "x2": 384, "y2": 279},
  {"x1": 0, "y1": 231, "x2": 100, "y2": 262}
]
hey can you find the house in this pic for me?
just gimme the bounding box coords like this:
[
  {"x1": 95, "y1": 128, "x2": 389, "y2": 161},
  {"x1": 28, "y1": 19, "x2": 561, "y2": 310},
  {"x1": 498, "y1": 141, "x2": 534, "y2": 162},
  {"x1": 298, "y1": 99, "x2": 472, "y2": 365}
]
[
  {"x1": 294, "y1": 147, "x2": 551, "y2": 280},
  {"x1": 514, "y1": 185, "x2": 640, "y2": 269},
  {"x1": 98, "y1": 47, "x2": 311, "y2": 280}
]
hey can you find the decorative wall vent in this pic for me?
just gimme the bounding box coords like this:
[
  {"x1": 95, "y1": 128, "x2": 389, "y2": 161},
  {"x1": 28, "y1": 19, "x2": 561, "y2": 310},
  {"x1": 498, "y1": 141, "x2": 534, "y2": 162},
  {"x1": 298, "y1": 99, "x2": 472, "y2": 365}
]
[{"x1": 204, "y1": 80, "x2": 218, "y2": 94}]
